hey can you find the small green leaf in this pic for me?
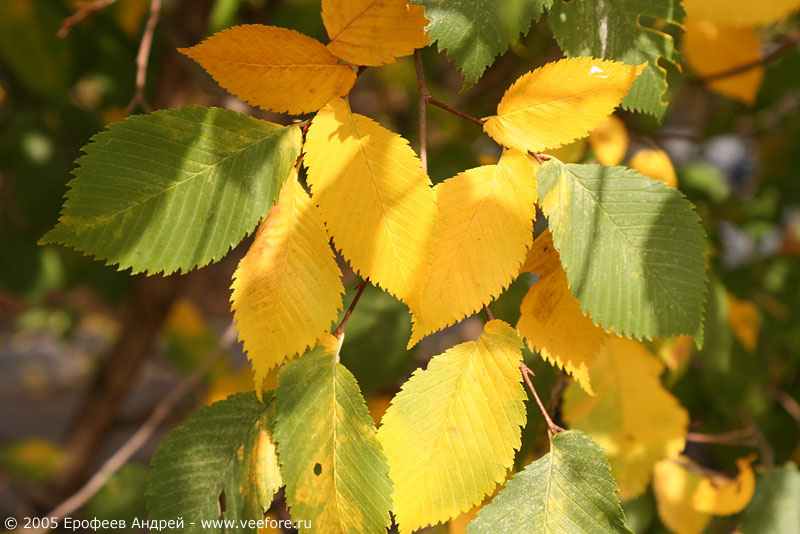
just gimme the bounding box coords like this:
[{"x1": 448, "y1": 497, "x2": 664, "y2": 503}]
[
  {"x1": 274, "y1": 340, "x2": 393, "y2": 534},
  {"x1": 147, "y1": 392, "x2": 282, "y2": 534},
  {"x1": 42, "y1": 107, "x2": 301, "y2": 275},
  {"x1": 538, "y1": 160, "x2": 707, "y2": 343},
  {"x1": 742, "y1": 463, "x2": 800, "y2": 534},
  {"x1": 548, "y1": 0, "x2": 684, "y2": 117},
  {"x1": 414, "y1": 0, "x2": 551, "y2": 88},
  {"x1": 467, "y1": 430, "x2": 632, "y2": 534}
]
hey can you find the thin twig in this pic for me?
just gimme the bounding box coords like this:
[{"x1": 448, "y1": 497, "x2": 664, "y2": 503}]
[
  {"x1": 126, "y1": 0, "x2": 161, "y2": 113},
  {"x1": 482, "y1": 305, "x2": 495, "y2": 322},
  {"x1": 426, "y1": 96, "x2": 486, "y2": 126},
  {"x1": 693, "y1": 29, "x2": 800, "y2": 84},
  {"x1": 686, "y1": 429, "x2": 757, "y2": 447},
  {"x1": 769, "y1": 388, "x2": 800, "y2": 424},
  {"x1": 58, "y1": 0, "x2": 118, "y2": 38},
  {"x1": 18, "y1": 323, "x2": 238, "y2": 534},
  {"x1": 520, "y1": 362, "x2": 565, "y2": 435},
  {"x1": 414, "y1": 50, "x2": 429, "y2": 171},
  {"x1": 333, "y1": 279, "x2": 368, "y2": 340}
]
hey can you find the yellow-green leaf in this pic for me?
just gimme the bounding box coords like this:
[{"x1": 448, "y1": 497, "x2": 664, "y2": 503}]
[
  {"x1": 231, "y1": 171, "x2": 344, "y2": 391},
  {"x1": 517, "y1": 230, "x2": 609, "y2": 395},
  {"x1": 684, "y1": 19, "x2": 764, "y2": 105},
  {"x1": 562, "y1": 337, "x2": 689, "y2": 499},
  {"x1": 322, "y1": 0, "x2": 429, "y2": 66},
  {"x1": 304, "y1": 98, "x2": 436, "y2": 308},
  {"x1": 483, "y1": 57, "x2": 644, "y2": 153},
  {"x1": 378, "y1": 320, "x2": 527, "y2": 533},
  {"x1": 179, "y1": 25, "x2": 357, "y2": 115},
  {"x1": 410, "y1": 149, "x2": 538, "y2": 346}
]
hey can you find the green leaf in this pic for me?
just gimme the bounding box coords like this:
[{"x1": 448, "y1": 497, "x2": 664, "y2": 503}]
[
  {"x1": 467, "y1": 430, "x2": 632, "y2": 534},
  {"x1": 274, "y1": 338, "x2": 393, "y2": 534},
  {"x1": 742, "y1": 463, "x2": 800, "y2": 534},
  {"x1": 538, "y1": 160, "x2": 707, "y2": 342},
  {"x1": 548, "y1": 0, "x2": 684, "y2": 117},
  {"x1": 147, "y1": 392, "x2": 282, "y2": 534},
  {"x1": 414, "y1": 0, "x2": 551, "y2": 88},
  {"x1": 41, "y1": 107, "x2": 302, "y2": 275}
]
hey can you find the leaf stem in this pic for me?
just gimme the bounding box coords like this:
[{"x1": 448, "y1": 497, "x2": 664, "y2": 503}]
[
  {"x1": 57, "y1": 0, "x2": 118, "y2": 38},
  {"x1": 482, "y1": 305, "x2": 495, "y2": 321},
  {"x1": 414, "y1": 50, "x2": 429, "y2": 171},
  {"x1": 126, "y1": 0, "x2": 161, "y2": 113},
  {"x1": 520, "y1": 362, "x2": 565, "y2": 435},
  {"x1": 426, "y1": 96, "x2": 486, "y2": 126},
  {"x1": 333, "y1": 279, "x2": 368, "y2": 340}
]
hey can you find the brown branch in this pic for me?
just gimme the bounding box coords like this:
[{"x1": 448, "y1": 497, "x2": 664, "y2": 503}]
[
  {"x1": 57, "y1": 0, "x2": 118, "y2": 39},
  {"x1": 126, "y1": 0, "x2": 161, "y2": 113},
  {"x1": 414, "y1": 50, "x2": 429, "y2": 171},
  {"x1": 686, "y1": 429, "x2": 757, "y2": 447},
  {"x1": 20, "y1": 324, "x2": 238, "y2": 534},
  {"x1": 769, "y1": 388, "x2": 800, "y2": 424},
  {"x1": 693, "y1": 29, "x2": 800, "y2": 84},
  {"x1": 333, "y1": 279, "x2": 368, "y2": 340},
  {"x1": 482, "y1": 305, "x2": 495, "y2": 321},
  {"x1": 426, "y1": 96, "x2": 486, "y2": 127},
  {"x1": 520, "y1": 362, "x2": 564, "y2": 435}
]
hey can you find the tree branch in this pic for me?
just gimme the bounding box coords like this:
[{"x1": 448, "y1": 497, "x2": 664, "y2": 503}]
[
  {"x1": 126, "y1": 0, "x2": 162, "y2": 113},
  {"x1": 520, "y1": 362, "x2": 564, "y2": 435},
  {"x1": 425, "y1": 96, "x2": 486, "y2": 126},
  {"x1": 482, "y1": 305, "x2": 495, "y2": 321},
  {"x1": 20, "y1": 324, "x2": 238, "y2": 534},
  {"x1": 414, "y1": 50, "x2": 429, "y2": 171},
  {"x1": 333, "y1": 279, "x2": 368, "y2": 340},
  {"x1": 686, "y1": 429, "x2": 757, "y2": 447},
  {"x1": 693, "y1": 29, "x2": 800, "y2": 84},
  {"x1": 57, "y1": 0, "x2": 118, "y2": 39}
]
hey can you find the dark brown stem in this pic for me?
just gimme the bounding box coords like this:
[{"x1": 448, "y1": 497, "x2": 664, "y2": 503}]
[
  {"x1": 520, "y1": 362, "x2": 564, "y2": 435},
  {"x1": 693, "y1": 29, "x2": 800, "y2": 84},
  {"x1": 686, "y1": 429, "x2": 757, "y2": 447},
  {"x1": 414, "y1": 50, "x2": 429, "y2": 171},
  {"x1": 482, "y1": 305, "x2": 495, "y2": 321},
  {"x1": 57, "y1": 0, "x2": 118, "y2": 38},
  {"x1": 333, "y1": 279, "x2": 368, "y2": 339},
  {"x1": 426, "y1": 96, "x2": 486, "y2": 126},
  {"x1": 126, "y1": 0, "x2": 161, "y2": 113}
]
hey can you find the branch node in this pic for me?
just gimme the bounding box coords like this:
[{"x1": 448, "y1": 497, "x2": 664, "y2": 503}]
[{"x1": 520, "y1": 362, "x2": 565, "y2": 435}]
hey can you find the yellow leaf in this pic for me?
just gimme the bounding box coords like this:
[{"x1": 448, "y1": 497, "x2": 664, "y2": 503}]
[
  {"x1": 378, "y1": 320, "x2": 527, "y2": 533},
  {"x1": 563, "y1": 337, "x2": 689, "y2": 498},
  {"x1": 322, "y1": 0, "x2": 429, "y2": 66},
  {"x1": 304, "y1": 98, "x2": 436, "y2": 307},
  {"x1": 684, "y1": 0, "x2": 800, "y2": 27},
  {"x1": 483, "y1": 57, "x2": 644, "y2": 153},
  {"x1": 179, "y1": 25, "x2": 357, "y2": 114},
  {"x1": 589, "y1": 115, "x2": 629, "y2": 166},
  {"x1": 693, "y1": 455, "x2": 757, "y2": 515},
  {"x1": 684, "y1": 19, "x2": 764, "y2": 105},
  {"x1": 653, "y1": 459, "x2": 712, "y2": 534},
  {"x1": 658, "y1": 334, "x2": 694, "y2": 372},
  {"x1": 409, "y1": 149, "x2": 538, "y2": 346},
  {"x1": 544, "y1": 137, "x2": 588, "y2": 163},
  {"x1": 231, "y1": 171, "x2": 344, "y2": 392},
  {"x1": 727, "y1": 292, "x2": 761, "y2": 352},
  {"x1": 517, "y1": 230, "x2": 609, "y2": 395},
  {"x1": 629, "y1": 148, "x2": 678, "y2": 188}
]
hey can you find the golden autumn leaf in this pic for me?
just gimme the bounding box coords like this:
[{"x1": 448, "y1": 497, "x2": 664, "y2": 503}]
[
  {"x1": 589, "y1": 115, "x2": 629, "y2": 166},
  {"x1": 544, "y1": 137, "x2": 588, "y2": 164},
  {"x1": 629, "y1": 148, "x2": 678, "y2": 188},
  {"x1": 409, "y1": 149, "x2": 538, "y2": 346},
  {"x1": 179, "y1": 25, "x2": 357, "y2": 114},
  {"x1": 684, "y1": 0, "x2": 800, "y2": 27},
  {"x1": 658, "y1": 334, "x2": 694, "y2": 372},
  {"x1": 378, "y1": 320, "x2": 527, "y2": 533},
  {"x1": 693, "y1": 455, "x2": 757, "y2": 515},
  {"x1": 563, "y1": 337, "x2": 689, "y2": 498},
  {"x1": 653, "y1": 459, "x2": 712, "y2": 534},
  {"x1": 517, "y1": 230, "x2": 609, "y2": 395},
  {"x1": 727, "y1": 292, "x2": 761, "y2": 352},
  {"x1": 322, "y1": 0, "x2": 429, "y2": 66},
  {"x1": 684, "y1": 19, "x2": 764, "y2": 105},
  {"x1": 483, "y1": 57, "x2": 644, "y2": 153},
  {"x1": 230, "y1": 171, "x2": 344, "y2": 393},
  {"x1": 304, "y1": 98, "x2": 436, "y2": 308}
]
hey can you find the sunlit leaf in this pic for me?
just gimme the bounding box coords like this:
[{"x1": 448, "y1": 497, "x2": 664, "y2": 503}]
[
  {"x1": 589, "y1": 116, "x2": 629, "y2": 166},
  {"x1": 684, "y1": 0, "x2": 800, "y2": 27},
  {"x1": 629, "y1": 148, "x2": 678, "y2": 188}
]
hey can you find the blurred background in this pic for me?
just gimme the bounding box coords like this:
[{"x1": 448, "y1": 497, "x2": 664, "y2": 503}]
[{"x1": 1, "y1": 0, "x2": 799, "y2": 532}]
